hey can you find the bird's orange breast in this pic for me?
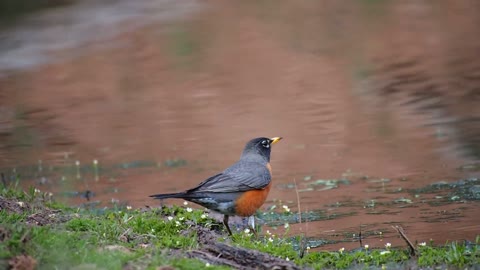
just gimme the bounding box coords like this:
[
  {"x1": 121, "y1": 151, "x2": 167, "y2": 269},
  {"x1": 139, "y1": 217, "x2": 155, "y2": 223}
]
[
  {"x1": 234, "y1": 162, "x2": 273, "y2": 216},
  {"x1": 234, "y1": 182, "x2": 271, "y2": 216}
]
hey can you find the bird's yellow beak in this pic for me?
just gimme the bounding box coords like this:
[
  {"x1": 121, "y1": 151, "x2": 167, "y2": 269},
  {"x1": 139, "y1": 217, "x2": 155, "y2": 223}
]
[{"x1": 270, "y1": 137, "x2": 282, "y2": 145}]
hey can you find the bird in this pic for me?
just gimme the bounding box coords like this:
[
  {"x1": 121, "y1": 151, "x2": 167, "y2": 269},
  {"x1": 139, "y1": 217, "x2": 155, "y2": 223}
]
[{"x1": 150, "y1": 136, "x2": 282, "y2": 235}]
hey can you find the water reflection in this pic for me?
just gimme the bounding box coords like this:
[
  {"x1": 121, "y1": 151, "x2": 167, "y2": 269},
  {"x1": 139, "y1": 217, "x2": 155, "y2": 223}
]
[{"x1": 0, "y1": 0, "x2": 479, "y2": 249}]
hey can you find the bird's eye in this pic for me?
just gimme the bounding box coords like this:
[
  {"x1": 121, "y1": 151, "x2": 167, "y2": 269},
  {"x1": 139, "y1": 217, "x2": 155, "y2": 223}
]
[{"x1": 261, "y1": 140, "x2": 270, "y2": 148}]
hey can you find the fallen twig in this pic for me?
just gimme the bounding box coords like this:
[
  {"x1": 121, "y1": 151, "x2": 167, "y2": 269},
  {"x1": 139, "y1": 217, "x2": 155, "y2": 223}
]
[
  {"x1": 392, "y1": 225, "x2": 417, "y2": 257},
  {"x1": 1, "y1": 173, "x2": 6, "y2": 187},
  {"x1": 294, "y1": 178, "x2": 308, "y2": 258},
  {"x1": 189, "y1": 250, "x2": 241, "y2": 269},
  {"x1": 190, "y1": 226, "x2": 307, "y2": 270},
  {"x1": 359, "y1": 226, "x2": 363, "y2": 248},
  {"x1": 293, "y1": 178, "x2": 302, "y2": 224}
]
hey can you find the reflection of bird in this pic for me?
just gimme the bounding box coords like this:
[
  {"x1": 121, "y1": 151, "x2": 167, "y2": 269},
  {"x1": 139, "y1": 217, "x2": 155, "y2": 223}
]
[{"x1": 150, "y1": 137, "x2": 282, "y2": 235}]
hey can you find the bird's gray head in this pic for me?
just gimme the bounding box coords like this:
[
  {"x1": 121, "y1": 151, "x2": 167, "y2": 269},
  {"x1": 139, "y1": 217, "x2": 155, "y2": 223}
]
[{"x1": 241, "y1": 137, "x2": 282, "y2": 162}]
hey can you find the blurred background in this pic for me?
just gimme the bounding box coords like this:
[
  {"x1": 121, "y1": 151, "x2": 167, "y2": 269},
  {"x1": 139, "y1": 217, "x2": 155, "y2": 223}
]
[{"x1": 1, "y1": 0, "x2": 479, "y2": 250}]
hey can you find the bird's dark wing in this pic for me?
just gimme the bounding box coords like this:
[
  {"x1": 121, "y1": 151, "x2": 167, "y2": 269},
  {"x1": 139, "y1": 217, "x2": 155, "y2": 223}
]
[{"x1": 187, "y1": 161, "x2": 271, "y2": 193}]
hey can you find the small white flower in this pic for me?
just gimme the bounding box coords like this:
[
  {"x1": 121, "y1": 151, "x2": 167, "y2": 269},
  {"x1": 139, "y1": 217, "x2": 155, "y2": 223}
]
[
  {"x1": 244, "y1": 228, "x2": 250, "y2": 234},
  {"x1": 34, "y1": 188, "x2": 41, "y2": 193},
  {"x1": 284, "y1": 223, "x2": 290, "y2": 229},
  {"x1": 186, "y1": 207, "x2": 193, "y2": 212},
  {"x1": 93, "y1": 159, "x2": 98, "y2": 165},
  {"x1": 183, "y1": 201, "x2": 188, "y2": 206},
  {"x1": 47, "y1": 192, "x2": 53, "y2": 197},
  {"x1": 286, "y1": 257, "x2": 290, "y2": 261},
  {"x1": 167, "y1": 216, "x2": 174, "y2": 221},
  {"x1": 201, "y1": 214, "x2": 207, "y2": 219},
  {"x1": 282, "y1": 205, "x2": 290, "y2": 212},
  {"x1": 268, "y1": 237, "x2": 274, "y2": 242},
  {"x1": 339, "y1": 247, "x2": 345, "y2": 253},
  {"x1": 306, "y1": 246, "x2": 311, "y2": 250},
  {"x1": 385, "y1": 243, "x2": 391, "y2": 248},
  {"x1": 205, "y1": 263, "x2": 211, "y2": 267},
  {"x1": 266, "y1": 230, "x2": 271, "y2": 235},
  {"x1": 126, "y1": 205, "x2": 132, "y2": 210},
  {"x1": 75, "y1": 160, "x2": 80, "y2": 166},
  {"x1": 17, "y1": 202, "x2": 25, "y2": 207},
  {"x1": 151, "y1": 228, "x2": 155, "y2": 233},
  {"x1": 380, "y1": 250, "x2": 391, "y2": 255},
  {"x1": 419, "y1": 242, "x2": 426, "y2": 246},
  {"x1": 175, "y1": 221, "x2": 181, "y2": 227},
  {"x1": 364, "y1": 244, "x2": 369, "y2": 249},
  {"x1": 179, "y1": 217, "x2": 185, "y2": 221}
]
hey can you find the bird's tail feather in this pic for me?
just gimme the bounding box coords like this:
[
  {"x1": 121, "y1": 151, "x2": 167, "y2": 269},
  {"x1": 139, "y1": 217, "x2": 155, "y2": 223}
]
[{"x1": 149, "y1": 192, "x2": 189, "y2": 200}]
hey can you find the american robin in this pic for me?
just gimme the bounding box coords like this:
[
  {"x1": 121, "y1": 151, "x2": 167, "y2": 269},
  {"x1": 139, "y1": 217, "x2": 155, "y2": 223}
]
[{"x1": 150, "y1": 136, "x2": 282, "y2": 235}]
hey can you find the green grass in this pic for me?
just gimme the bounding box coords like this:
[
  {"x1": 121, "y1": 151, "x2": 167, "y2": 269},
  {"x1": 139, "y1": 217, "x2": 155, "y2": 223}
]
[
  {"x1": 230, "y1": 230, "x2": 480, "y2": 269},
  {"x1": 0, "y1": 198, "x2": 223, "y2": 269},
  {"x1": 1, "y1": 183, "x2": 479, "y2": 269}
]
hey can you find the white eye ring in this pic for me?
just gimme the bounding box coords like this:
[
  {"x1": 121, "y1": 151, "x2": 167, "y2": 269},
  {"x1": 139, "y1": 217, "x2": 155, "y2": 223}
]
[{"x1": 262, "y1": 140, "x2": 270, "y2": 148}]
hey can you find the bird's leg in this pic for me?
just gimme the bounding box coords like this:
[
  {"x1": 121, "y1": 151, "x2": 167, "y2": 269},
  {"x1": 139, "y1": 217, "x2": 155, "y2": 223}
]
[
  {"x1": 223, "y1": 215, "x2": 233, "y2": 236},
  {"x1": 247, "y1": 216, "x2": 258, "y2": 238}
]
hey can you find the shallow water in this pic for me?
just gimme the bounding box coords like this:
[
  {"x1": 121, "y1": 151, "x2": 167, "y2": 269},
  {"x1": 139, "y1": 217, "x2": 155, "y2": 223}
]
[{"x1": 0, "y1": 1, "x2": 479, "y2": 250}]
